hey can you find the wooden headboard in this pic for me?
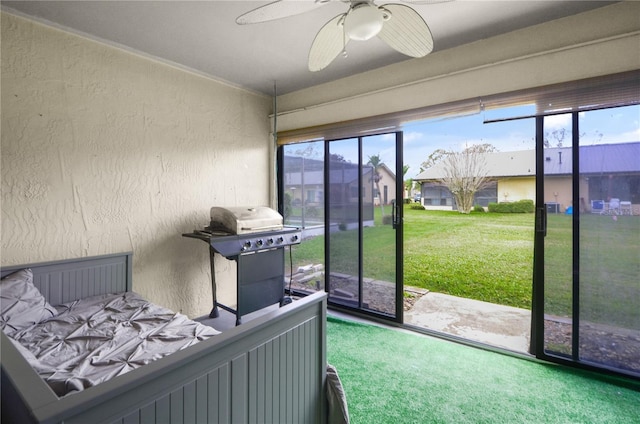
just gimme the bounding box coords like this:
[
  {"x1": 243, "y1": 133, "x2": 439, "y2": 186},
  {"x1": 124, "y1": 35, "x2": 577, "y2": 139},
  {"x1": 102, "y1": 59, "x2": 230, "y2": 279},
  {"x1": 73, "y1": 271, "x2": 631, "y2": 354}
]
[{"x1": 0, "y1": 252, "x2": 133, "y2": 306}]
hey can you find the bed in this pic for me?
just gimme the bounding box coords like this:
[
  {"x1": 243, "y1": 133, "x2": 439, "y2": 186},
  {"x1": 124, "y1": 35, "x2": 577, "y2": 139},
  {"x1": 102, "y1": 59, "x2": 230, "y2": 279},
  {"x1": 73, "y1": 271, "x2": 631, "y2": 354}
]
[{"x1": 1, "y1": 252, "x2": 328, "y2": 424}]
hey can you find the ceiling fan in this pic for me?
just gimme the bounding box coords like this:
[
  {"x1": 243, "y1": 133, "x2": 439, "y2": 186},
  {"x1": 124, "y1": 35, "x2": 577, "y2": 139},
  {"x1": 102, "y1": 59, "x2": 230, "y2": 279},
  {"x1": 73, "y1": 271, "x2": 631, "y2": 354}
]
[{"x1": 236, "y1": 0, "x2": 443, "y2": 72}]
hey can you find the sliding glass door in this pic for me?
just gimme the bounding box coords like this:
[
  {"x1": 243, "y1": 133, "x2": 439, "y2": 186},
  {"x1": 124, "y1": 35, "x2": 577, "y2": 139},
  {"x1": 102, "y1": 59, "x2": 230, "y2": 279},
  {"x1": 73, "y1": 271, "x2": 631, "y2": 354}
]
[
  {"x1": 280, "y1": 141, "x2": 326, "y2": 297},
  {"x1": 536, "y1": 105, "x2": 640, "y2": 377},
  {"x1": 326, "y1": 133, "x2": 403, "y2": 322}
]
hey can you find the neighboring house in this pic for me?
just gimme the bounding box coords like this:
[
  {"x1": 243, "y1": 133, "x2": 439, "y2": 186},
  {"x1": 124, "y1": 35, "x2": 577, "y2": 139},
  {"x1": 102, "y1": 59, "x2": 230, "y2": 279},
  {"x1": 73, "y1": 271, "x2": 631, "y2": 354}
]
[
  {"x1": 415, "y1": 149, "x2": 535, "y2": 210},
  {"x1": 283, "y1": 156, "x2": 397, "y2": 226},
  {"x1": 371, "y1": 163, "x2": 397, "y2": 206},
  {"x1": 545, "y1": 142, "x2": 640, "y2": 214},
  {"x1": 283, "y1": 156, "x2": 324, "y2": 207},
  {"x1": 283, "y1": 157, "x2": 396, "y2": 206},
  {"x1": 414, "y1": 142, "x2": 640, "y2": 213}
]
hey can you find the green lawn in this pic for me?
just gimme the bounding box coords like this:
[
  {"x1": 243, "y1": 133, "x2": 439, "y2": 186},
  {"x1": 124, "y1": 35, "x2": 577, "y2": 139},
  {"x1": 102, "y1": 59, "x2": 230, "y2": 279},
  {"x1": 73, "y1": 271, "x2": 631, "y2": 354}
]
[
  {"x1": 290, "y1": 207, "x2": 535, "y2": 308},
  {"x1": 290, "y1": 206, "x2": 639, "y2": 326},
  {"x1": 544, "y1": 213, "x2": 640, "y2": 327},
  {"x1": 403, "y1": 208, "x2": 534, "y2": 309}
]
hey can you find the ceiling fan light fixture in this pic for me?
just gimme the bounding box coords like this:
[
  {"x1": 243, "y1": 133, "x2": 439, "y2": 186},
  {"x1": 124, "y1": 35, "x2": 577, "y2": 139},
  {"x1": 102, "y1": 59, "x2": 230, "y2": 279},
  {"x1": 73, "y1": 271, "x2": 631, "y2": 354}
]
[{"x1": 344, "y1": 4, "x2": 384, "y2": 41}]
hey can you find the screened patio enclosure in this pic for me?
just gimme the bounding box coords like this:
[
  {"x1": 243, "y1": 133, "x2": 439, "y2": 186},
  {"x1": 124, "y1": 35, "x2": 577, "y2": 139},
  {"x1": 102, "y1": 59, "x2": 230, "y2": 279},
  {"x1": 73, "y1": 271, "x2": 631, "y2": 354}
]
[{"x1": 278, "y1": 72, "x2": 640, "y2": 380}]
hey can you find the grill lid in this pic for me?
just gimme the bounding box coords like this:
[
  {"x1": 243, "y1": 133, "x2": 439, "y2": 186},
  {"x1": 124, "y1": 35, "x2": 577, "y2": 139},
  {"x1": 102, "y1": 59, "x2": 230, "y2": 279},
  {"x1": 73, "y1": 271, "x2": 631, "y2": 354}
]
[{"x1": 209, "y1": 206, "x2": 283, "y2": 235}]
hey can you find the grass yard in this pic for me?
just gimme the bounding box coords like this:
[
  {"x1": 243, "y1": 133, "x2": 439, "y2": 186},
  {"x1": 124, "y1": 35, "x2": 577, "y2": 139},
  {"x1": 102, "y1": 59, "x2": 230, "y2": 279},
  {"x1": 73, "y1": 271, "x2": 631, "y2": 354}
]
[
  {"x1": 544, "y1": 213, "x2": 640, "y2": 328},
  {"x1": 403, "y1": 207, "x2": 535, "y2": 309},
  {"x1": 290, "y1": 206, "x2": 535, "y2": 308},
  {"x1": 289, "y1": 205, "x2": 639, "y2": 324}
]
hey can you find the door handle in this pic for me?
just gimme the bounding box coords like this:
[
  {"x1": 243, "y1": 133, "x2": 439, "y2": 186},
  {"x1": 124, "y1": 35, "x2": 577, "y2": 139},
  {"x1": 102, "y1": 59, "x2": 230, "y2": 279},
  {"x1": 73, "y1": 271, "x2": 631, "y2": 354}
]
[
  {"x1": 392, "y1": 199, "x2": 400, "y2": 229},
  {"x1": 536, "y1": 206, "x2": 547, "y2": 237}
]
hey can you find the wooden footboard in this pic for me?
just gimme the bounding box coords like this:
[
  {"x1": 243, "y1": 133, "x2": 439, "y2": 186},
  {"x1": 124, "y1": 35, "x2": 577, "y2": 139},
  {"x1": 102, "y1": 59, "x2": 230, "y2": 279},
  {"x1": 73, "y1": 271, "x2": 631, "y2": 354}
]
[{"x1": 1, "y1": 253, "x2": 327, "y2": 424}]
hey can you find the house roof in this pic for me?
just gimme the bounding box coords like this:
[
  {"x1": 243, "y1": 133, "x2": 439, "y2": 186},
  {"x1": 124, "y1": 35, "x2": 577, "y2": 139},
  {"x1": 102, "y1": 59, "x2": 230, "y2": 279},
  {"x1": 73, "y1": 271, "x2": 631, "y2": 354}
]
[
  {"x1": 284, "y1": 156, "x2": 395, "y2": 186},
  {"x1": 414, "y1": 142, "x2": 640, "y2": 181},
  {"x1": 283, "y1": 162, "x2": 369, "y2": 186},
  {"x1": 415, "y1": 150, "x2": 535, "y2": 181},
  {"x1": 377, "y1": 163, "x2": 396, "y2": 179},
  {"x1": 544, "y1": 142, "x2": 640, "y2": 175}
]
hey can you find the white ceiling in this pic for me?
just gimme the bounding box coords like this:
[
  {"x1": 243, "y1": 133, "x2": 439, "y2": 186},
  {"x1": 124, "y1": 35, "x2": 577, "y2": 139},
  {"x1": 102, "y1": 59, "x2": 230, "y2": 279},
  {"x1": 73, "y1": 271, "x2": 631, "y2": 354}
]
[{"x1": 2, "y1": 1, "x2": 614, "y2": 96}]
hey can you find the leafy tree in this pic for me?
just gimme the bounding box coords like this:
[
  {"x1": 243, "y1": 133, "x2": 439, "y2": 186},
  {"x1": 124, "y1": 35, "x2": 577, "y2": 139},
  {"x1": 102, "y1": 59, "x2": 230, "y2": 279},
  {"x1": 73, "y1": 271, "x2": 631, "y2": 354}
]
[
  {"x1": 292, "y1": 144, "x2": 319, "y2": 158},
  {"x1": 544, "y1": 128, "x2": 567, "y2": 148},
  {"x1": 403, "y1": 165, "x2": 412, "y2": 199},
  {"x1": 543, "y1": 127, "x2": 602, "y2": 148},
  {"x1": 422, "y1": 144, "x2": 495, "y2": 214},
  {"x1": 283, "y1": 192, "x2": 292, "y2": 221},
  {"x1": 441, "y1": 146, "x2": 492, "y2": 214},
  {"x1": 405, "y1": 178, "x2": 413, "y2": 196},
  {"x1": 329, "y1": 153, "x2": 348, "y2": 163},
  {"x1": 403, "y1": 164, "x2": 410, "y2": 177},
  {"x1": 421, "y1": 148, "x2": 449, "y2": 170}
]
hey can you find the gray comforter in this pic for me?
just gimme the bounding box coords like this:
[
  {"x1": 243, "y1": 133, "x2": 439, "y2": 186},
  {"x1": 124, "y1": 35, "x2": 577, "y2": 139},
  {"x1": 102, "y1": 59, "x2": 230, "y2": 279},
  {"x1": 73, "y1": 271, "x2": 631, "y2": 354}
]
[{"x1": 9, "y1": 292, "x2": 219, "y2": 397}]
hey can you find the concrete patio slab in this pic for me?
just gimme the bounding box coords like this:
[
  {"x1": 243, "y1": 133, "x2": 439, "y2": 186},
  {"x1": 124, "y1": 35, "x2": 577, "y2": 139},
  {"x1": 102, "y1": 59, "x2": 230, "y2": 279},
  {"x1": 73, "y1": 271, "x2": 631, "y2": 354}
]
[{"x1": 405, "y1": 292, "x2": 531, "y2": 352}]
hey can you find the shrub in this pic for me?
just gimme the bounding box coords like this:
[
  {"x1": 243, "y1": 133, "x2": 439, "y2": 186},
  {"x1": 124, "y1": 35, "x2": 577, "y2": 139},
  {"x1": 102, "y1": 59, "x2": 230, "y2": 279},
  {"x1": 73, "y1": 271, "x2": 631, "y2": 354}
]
[
  {"x1": 488, "y1": 199, "x2": 534, "y2": 213},
  {"x1": 306, "y1": 205, "x2": 319, "y2": 218},
  {"x1": 514, "y1": 199, "x2": 535, "y2": 213},
  {"x1": 473, "y1": 205, "x2": 485, "y2": 213},
  {"x1": 283, "y1": 192, "x2": 292, "y2": 220},
  {"x1": 410, "y1": 203, "x2": 425, "y2": 210}
]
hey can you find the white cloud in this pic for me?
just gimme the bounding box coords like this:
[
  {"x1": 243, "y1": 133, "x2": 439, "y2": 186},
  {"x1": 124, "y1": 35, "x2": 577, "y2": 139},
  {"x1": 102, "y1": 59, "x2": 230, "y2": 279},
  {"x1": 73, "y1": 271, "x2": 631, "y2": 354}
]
[
  {"x1": 402, "y1": 131, "x2": 426, "y2": 144},
  {"x1": 544, "y1": 113, "x2": 572, "y2": 130}
]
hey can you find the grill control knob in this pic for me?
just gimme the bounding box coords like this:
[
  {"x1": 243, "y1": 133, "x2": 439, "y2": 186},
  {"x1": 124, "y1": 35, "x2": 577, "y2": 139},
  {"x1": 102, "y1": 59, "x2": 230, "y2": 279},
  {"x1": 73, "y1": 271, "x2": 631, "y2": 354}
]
[
  {"x1": 277, "y1": 237, "x2": 284, "y2": 244},
  {"x1": 291, "y1": 234, "x2": 299, "y2": 242},
  {"x1": 256, "y1": 239, "x2": 263, "y2": 247},
  {"x1": 242, "y1": 241, "x2": 252, "y2": 251},
  {"x1": 267, "y1": 238, "x2": 274, "y2": 245}
]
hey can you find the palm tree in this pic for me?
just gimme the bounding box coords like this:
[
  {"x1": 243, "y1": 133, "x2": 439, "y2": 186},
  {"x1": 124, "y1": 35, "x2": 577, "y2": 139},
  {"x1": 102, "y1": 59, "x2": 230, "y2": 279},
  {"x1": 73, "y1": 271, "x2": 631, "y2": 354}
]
[
  {"x1": 403, "y1": 165, "x2": 411, "y2": 201},
  {"x1": 367, "y1": 154, "x2": 385, "y2": 218}
]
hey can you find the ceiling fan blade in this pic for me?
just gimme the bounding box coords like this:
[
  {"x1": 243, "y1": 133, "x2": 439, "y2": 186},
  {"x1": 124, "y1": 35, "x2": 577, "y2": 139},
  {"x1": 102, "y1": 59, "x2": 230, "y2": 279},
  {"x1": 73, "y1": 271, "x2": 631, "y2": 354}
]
[
  {"x1": 236, "y1": 0, "x2": 326, "y2": 25},
  {"x1": 308, "y1": 14, "x2": 347, "y2": 72},
  {"x1": 377, "y1": 4, "x2": 434, "y2": 58}
]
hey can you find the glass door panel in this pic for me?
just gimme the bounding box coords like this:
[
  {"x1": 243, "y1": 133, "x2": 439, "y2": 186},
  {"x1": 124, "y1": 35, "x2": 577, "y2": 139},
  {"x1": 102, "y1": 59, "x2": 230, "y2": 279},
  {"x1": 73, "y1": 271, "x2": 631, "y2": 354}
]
[
  {"x1": 328, "y1": 138, "x2": 361, "y2": 308},
  {"x1": 326, "y1": 133, "x2": 402, "y2": 321},
  {"x1": 281, "y1": 141, "x2": 325, "y2": 295},
  {"x1": 577, "y1": 107, "x2": 640, "y2": 374},
  {"x1": 539, "y1": 105, "x2": 640, "y2": 377},
  {"x1": 542, "y1": 113, "x2": 574, "y2": 358},
  {"x1": 362, "y1": 134, "x2": 398, "y2": 317}
]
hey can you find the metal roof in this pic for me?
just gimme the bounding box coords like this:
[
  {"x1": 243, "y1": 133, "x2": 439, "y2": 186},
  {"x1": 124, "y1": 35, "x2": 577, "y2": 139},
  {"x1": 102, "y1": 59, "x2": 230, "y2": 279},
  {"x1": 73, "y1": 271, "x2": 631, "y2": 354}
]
[
  {"x1": 545, "y1": 142, "x2": 640, "y2": 175},
  {"x1": 414, "y1": 142, "x2": 640, "y2": 180},
  {"x1": 415, "y1": 150, "x2": 535, "y2": 180}
]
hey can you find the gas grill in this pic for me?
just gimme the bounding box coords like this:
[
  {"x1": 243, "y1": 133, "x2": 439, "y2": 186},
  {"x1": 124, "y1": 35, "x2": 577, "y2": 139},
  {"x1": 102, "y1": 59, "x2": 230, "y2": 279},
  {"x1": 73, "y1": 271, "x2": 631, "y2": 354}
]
[{"x1": 183, "y1": 206, "x2": 301, "y2": 325}]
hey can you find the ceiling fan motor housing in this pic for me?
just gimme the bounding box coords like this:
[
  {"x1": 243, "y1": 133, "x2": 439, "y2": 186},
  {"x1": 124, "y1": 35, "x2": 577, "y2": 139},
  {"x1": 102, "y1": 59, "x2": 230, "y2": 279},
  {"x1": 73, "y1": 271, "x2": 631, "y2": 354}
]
[{"x1": 344, "y1": 3, "x2": 385, "y2": 41}]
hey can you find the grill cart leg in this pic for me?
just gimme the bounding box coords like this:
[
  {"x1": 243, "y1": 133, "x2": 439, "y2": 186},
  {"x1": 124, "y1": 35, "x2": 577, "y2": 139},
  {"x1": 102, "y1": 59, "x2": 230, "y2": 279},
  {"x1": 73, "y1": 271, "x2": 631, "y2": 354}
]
[{"x1": 208, "y1": 247, "x2": 220, "y2": 318}]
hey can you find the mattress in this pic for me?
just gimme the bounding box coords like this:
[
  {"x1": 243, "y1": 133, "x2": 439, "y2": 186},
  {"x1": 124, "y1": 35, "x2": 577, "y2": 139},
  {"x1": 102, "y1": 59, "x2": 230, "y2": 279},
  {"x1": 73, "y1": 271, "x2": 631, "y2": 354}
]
[{"x1": 8, "y1": 291, "x2": 220, "y2": 397}]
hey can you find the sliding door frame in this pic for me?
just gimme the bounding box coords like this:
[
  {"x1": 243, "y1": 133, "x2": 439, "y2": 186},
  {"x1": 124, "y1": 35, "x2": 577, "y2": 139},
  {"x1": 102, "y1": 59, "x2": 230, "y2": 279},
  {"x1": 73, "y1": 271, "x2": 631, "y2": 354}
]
[
  {"x1": 532, "y1": 110, "x2": 639, "y2": 380},
  {"x1": 323, "y1": 131, "x2": 404, "y2": 324}
]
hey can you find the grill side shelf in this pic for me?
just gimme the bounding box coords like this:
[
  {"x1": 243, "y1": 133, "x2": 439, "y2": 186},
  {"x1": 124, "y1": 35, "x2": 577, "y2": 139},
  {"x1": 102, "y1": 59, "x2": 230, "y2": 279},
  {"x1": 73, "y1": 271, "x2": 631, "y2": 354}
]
[{"x1": 182, "y1": 228, "x2": 302, "y2": 257}]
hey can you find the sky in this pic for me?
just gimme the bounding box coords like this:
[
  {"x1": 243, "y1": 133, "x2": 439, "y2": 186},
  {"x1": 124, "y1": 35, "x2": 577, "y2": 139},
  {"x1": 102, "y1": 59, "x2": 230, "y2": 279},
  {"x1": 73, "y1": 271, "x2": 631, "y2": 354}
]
[
  {"x1": 287, "y1": 104, "x2": 640, "y2": 180},
  {"x1": 397, "y1": 104, "x2": 637, "y2": 179}
]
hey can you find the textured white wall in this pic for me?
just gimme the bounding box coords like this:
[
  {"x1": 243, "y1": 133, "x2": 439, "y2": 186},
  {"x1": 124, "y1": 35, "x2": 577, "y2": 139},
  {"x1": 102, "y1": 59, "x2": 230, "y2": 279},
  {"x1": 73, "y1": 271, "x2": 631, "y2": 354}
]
[{"x1": 1, "y1": 12, "x2": 272, "y2": 317}]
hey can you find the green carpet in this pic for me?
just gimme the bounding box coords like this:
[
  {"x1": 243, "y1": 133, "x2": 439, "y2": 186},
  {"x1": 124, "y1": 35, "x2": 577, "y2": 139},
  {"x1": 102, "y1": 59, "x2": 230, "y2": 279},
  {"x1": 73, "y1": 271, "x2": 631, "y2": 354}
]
[{"x1": 327, "y1": 317, "x2": 640, "y2": 424}]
